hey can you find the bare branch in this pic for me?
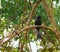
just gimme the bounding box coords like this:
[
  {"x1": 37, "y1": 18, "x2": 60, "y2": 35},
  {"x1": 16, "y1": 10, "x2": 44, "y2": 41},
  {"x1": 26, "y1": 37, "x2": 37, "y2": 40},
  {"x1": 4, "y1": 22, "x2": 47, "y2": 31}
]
[{"x1": 0, "y1": 25, "x2": 55, "y2": 46}]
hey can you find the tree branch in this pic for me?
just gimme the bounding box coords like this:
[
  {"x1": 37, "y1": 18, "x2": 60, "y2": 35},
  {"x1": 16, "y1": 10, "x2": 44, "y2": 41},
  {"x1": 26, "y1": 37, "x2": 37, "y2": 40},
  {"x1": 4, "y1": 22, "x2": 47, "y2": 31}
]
[
  {"x1": 0, "y1": 25, "x2": 55, "y2": 46},
  {"x1": 27, "y1": 0, "x2": 41, "y2": 26},
  {"x1": 41, "y1": 0, "x2": 60, "y2": 43}
]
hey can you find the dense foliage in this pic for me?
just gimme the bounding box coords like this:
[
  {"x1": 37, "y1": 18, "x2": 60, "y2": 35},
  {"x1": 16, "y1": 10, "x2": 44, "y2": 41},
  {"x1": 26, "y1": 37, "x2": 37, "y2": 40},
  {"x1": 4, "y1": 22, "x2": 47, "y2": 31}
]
[{"x1": 0, "y1": 0, "x2": 60, "y2": 52}]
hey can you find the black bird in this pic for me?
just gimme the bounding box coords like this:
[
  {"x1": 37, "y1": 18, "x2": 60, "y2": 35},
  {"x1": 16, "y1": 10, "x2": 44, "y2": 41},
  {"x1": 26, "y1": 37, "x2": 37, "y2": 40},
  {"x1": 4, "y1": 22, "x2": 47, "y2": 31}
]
[{"x1": 35, "y1": 16, "x2": 42, "y2": 39}]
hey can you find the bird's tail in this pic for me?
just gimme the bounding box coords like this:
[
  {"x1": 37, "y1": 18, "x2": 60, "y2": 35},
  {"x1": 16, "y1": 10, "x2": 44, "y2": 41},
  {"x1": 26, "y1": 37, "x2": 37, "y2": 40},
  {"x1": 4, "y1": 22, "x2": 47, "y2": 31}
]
[{"x1": 36, "y1": 30, "x2": 43, "y2": 39}]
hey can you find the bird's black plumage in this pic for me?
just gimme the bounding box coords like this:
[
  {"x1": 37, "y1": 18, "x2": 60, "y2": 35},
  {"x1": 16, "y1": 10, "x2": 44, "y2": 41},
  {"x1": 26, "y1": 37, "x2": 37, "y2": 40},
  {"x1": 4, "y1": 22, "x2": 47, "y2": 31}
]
[
  {"x1": 35, "y1": 16, "x2": 42, "y2": 39},
  {"x1": 35, "y1": 16, "x2": 42, "y2": 30}
]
